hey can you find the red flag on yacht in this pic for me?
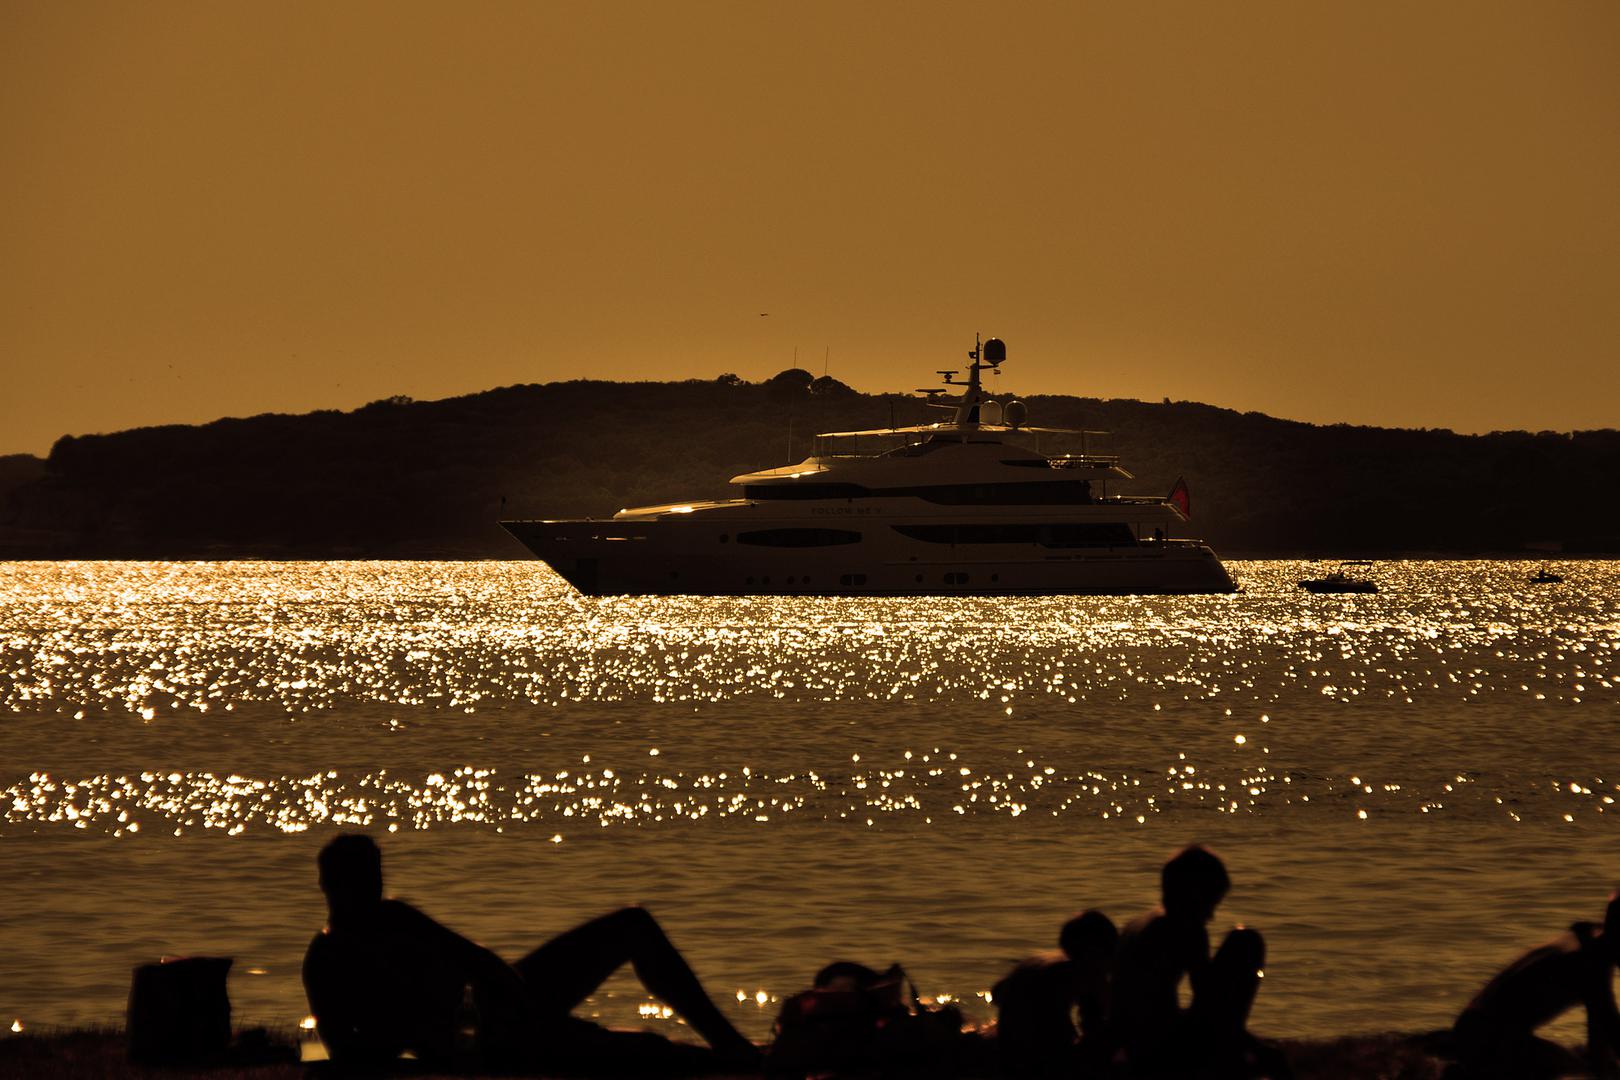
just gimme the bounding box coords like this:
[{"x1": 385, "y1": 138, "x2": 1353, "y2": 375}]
[{"x1": 1168, "y1": 477, "x2": 1191, "y2": 519}]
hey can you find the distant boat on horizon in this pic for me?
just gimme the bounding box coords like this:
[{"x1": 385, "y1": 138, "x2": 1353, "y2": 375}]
[{"x1": 1298, "y1": 563, "x2": 1379, "y2": 594}]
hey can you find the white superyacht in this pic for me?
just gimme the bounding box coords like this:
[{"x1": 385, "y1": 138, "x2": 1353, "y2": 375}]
[{"x1": 502, "y1": 337, "x2": 1235, "y2": 595}]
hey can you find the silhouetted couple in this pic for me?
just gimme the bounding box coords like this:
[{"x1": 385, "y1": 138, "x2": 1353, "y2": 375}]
[
  {"x1": 302, "y1": 834, "x2": 758, "y2": 1072},
  {"x1": 994, "y1": 844, "x2": 1288, "y2": 1078}
]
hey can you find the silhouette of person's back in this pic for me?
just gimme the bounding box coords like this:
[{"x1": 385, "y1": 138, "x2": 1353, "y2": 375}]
[
  {"x1": 302, "y1": 834, "x2": 758, "y2": 1071},
  {"x1": 1110, "y1": 845, "x2": 1285, "y2": 1078},
  {"x1": 1448, "y1": 895, "x2": 1620, "y2": 1079},
  {"x1": 992, "y1": 909, "x2": 1117, "y2": 1078}
]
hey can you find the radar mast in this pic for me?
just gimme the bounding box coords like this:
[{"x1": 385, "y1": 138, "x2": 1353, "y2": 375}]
[{"x1": 950, "y1": 334, "x2": 1005, "y2": 426}]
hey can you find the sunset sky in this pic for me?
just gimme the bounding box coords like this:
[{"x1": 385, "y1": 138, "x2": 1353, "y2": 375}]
[{"x1": 3, "y1": 0, "x2": 1617, "y2": 456}]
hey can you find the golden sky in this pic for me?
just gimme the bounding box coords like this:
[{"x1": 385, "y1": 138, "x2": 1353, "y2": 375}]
[{"x1": 3, "y1": 0, "x2": 1617, "y2": 455}]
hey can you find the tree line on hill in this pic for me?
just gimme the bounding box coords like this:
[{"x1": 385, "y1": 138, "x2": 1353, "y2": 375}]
[{"x1": 1, "y1": 368, "x2": 1616, "y2": 558}]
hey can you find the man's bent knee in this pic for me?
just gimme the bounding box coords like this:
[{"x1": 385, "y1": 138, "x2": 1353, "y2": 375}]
[
  {"x1": 1217, "y1": 927, "x2": 1265, "y2": 973},
  {"x1": 608, "y1": 905, "x2": 660, "y2": 937}
]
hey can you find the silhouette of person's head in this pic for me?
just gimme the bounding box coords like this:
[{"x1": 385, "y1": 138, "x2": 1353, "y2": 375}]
[
  {"x1": 1161, "y1": 845, "x2": 1229, "y2": 923},
  {"x1": 318, "y1": 833, "x2": 383, "y2": 921},
  {"x1": 1059, "y1": 909, "x2": 1119, "y2": 975}
]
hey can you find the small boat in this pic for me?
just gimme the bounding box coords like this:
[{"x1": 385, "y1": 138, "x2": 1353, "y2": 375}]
[
  {"x1": 1298, "y1": 566, "x2": 1378, "y2": 594},
  {"x1": 1528, "y1": 565, "x2": 1563, "y2": 585}
]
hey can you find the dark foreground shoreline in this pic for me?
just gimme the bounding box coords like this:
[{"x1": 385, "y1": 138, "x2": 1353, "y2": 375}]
[{"x1": 0, "y1": 1029, "x2": 1455, "y2": 1079}]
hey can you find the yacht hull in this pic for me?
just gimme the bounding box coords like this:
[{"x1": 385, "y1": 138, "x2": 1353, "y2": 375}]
[{"x1": 502, "y1": 519, "x2": 1236, "y2": 596}]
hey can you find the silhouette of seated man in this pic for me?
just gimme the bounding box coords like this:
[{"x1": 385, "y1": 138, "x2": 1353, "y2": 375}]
[
  {"x1": 301, "y1": 834, "x2": 758, "y2": 1072},
  {"x1": 992, "y1": 909, "x2": 1118, "y2": 1078},
  {"x1": 1111, "y1": 845, "x2": 1284, "y2": 1078},
  {"x1": 1448, "y1": 895, "x2": 1620, "y2": 1079}
]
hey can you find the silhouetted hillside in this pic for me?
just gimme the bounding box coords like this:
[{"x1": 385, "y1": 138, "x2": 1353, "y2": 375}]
[{"x1": 1, "y1": 376, "x2": 1616, "y2": 558}]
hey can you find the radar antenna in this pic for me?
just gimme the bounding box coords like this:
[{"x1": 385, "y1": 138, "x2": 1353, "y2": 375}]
[{"x1": 912, "y1": 332, "x2": 1009, "y2": 425}]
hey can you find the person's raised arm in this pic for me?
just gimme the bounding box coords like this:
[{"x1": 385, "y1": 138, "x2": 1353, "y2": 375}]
[
  {"x1": 1587, "y1": 973, "x2": 1620, "y2": 1070},
  {"x1": 393, "y1": 901, "x2": 530, "y2": 1000},
  {"x1": 1178, "y1": 920, "x2": 1215, "y2": 1003},
  {"x1": 1574, "y1": 929, "x2": 1620, "y2": 1076}
]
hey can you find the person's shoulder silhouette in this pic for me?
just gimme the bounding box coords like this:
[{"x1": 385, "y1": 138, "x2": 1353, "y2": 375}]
[{"x1": 303, "y1": 835, "x2": 484, "y2": 1065}]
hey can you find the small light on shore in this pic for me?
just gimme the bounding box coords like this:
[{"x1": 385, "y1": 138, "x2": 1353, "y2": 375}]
[
  {"x1": 10, "y1": 1020, "x2": 21, "y2": 1034},
  {"x1": 300, "y1": 1016, "x2": 317, "y2": 1031},
  {"x1": 736, "y1": 990, "x2": 747, "y2": 1003},
  {"x1": 648, "y1": 748, "x2": 659, "y2": 756},
  {"x1": 755, "y1": 990, "x2": 768, "y2": 1006},
  {"x1": 1234, "y1": 734, "x2": 1246, "y2": 745},
  {"x1": 551, "y1": 833, "x2": 563, "y2": 844},
  {"x1": 1357, "y1": 809, "x2": 1368, "y2": 820}
]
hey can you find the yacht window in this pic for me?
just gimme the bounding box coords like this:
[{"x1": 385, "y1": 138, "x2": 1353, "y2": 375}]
[
  {"x1": 892, "y1": 523, "x2": 1136, "y2": 547},
  {"x1": 743, "y1": 480, "x2": 1093, "y2": 504},
  {"x1": 1038, "y1": 523, "x2": 1136, "y2": 547},
  {"x1": 894, "y1": 524, "x2": 1032, "y2": 544},
  {"x1": 745, "y1": 483, "x2": 869, "y2": 500},
  {"x1": 883, "y1": 439, "x2": 955, "y2": 458},
  {"x1": 737, "y1": 528, "x2": 862, "y2": 547},
  {"x1": 908, "y1": 480, "x2": 1093, "y2": 505}
]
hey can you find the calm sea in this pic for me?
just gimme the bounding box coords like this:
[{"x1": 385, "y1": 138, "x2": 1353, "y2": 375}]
[{"x1": 2, "y1": 560, "x2": 1617, "y2": 1044}]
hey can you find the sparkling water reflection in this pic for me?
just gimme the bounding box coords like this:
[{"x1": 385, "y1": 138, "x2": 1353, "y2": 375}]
[{"x1": 2, "y1": 560, "x2": 1617, "y2": 1042}]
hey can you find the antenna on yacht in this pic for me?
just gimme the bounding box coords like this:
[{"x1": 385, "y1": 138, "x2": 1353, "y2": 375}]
[{"x1": 949, "y1": 333, "x2": 1007, "y2": 427}]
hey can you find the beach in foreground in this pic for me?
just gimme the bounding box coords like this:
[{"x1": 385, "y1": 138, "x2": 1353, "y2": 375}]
[{"x1": 0, "y1": 1029, "x2": 1453, "y2": 1080}]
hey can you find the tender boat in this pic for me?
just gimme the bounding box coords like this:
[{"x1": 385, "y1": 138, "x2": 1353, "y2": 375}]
[
  {"x1": 503, "y1": 336, "x2": 1236, "y2": 596},
  {"x1": 1298, "y1": 564, "x2": 1379, "y2": 594},
  {"x1": 1528, "y1": 565, "x2": 1563, "y2": 584}
]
